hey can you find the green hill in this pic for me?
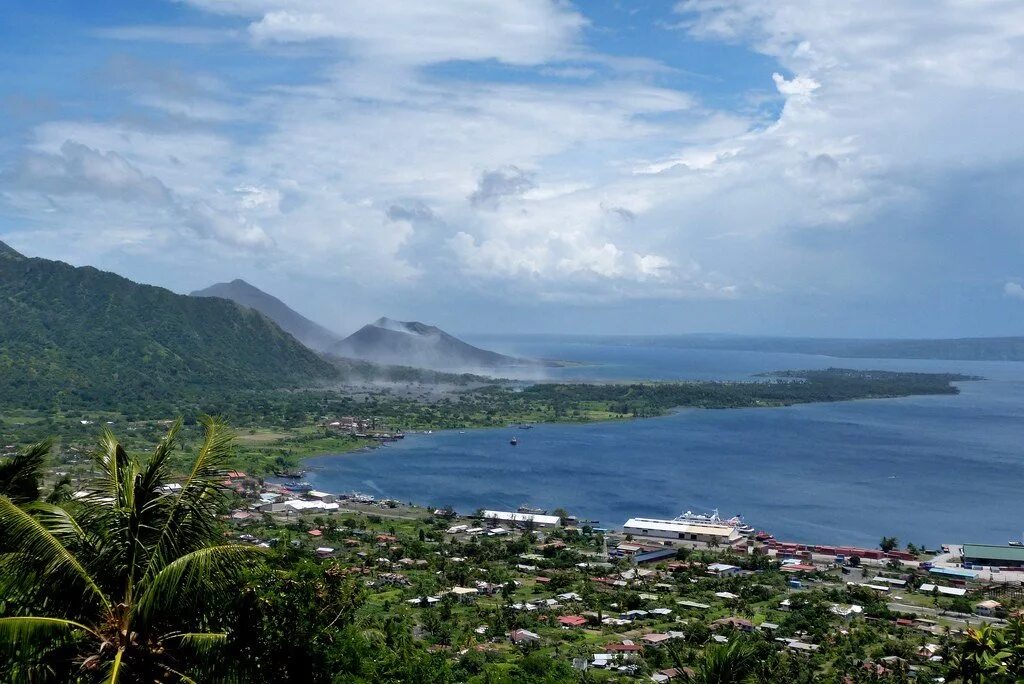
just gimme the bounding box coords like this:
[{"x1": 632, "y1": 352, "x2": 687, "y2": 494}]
[{"x1": 0, "y1": 240, "x2": 338, "y2": 411}]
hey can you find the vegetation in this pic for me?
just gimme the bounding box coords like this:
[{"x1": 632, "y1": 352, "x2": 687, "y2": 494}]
[
  {"x1": 3, "y1": 421, "x2": 1024, "y2": 682},
  {"x1": 0, "y1": 243, "x2": 337, "y2": 412},
  {"x1": 0, "y1": 418, "x2": 264, "y2": 682}
]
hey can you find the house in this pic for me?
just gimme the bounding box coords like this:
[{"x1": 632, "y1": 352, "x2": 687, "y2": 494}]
[
  {"x1": 714, "y1": 591, "x2": 739, "y2": 600},
  {"x1": 509, "y1": 629, "x2": 540, "y2": 645},
  {"x1": 707, "y1": 562, "x2": 742, "y2": 577},
  {"x1": 830, "y1": 604, "x2": 864, "y2": 619},
  {"x1": 711, "y1": 617, "x2": 754, "y2": 632},
  {"x1": 975, "y1": 599, "x2": 1002, "y2": 617},
  {"x1": 651, "y1": 667, "x2": 692, "y2": 683},
  {"x1": 314, "y1": 547, "x2": 335, "y2": 558},
  {"x1": 307, "y1": 529, "x2": 323, "y2": 537},
  {"x1": 642, "y1": 633, "x2": 672, "y2": 647},
  {"x1": 447, "y1": 586, "x2": 479, "y2": 602},
  {"x1": 557, "y1": 615, "x2": 588, "y2": 628},
  {"x1": 677, "y1": 600, "x2": 711, "y2": 610},
  {"x1": 307, "y1": 490, "x2": 336, "y2": 503}
]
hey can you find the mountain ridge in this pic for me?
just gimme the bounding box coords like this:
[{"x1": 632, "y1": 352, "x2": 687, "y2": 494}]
[
  {"x1": 331, "y1": 317, "x2": 523, "y2": 371},
  {"x1": 0, "y1": 249, "x2": 338, "y2": 411},
  {"x1": 191, "y1": 279, "x2": 342, "y2": 353}
]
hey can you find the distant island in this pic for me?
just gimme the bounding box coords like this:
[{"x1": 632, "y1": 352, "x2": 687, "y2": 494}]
[{"x1": 514, "y1": 332, "x2": 1024, "y2": 362}]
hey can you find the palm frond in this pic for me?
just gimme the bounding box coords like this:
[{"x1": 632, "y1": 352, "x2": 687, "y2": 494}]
[
  {"x1": 0, "y1": 616, "x2": 99, "y2": 645},
  {"x1": 105, "y1": 646, "x2": 125, "y2": 684},
  {"x1": 165, "y1": 631, "x2": 227, "y2": 656},
  {"x1": 139, "y1": 417, "x2": 236, "y2": 584},
  {"x1": 0, "y1": 439, "x2": 51, "y2": 504},
  {"x1": 0, "y1": 495, "x2": 110, "y2": 616},
  {"x1": 137, "y1": 419, "x2": 182, "y2": 498},
  {"x1": 133, "y1": 544, "x2": 264, "y2": 634}
]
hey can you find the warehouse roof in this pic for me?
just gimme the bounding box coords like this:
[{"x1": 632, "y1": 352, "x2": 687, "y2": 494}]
[
  {"x1": 623, "y1": 517, "x2": 736, "y2": 537},
  {"x1": 962, "y1": 544, "x2": 1024, "y2": 563}
]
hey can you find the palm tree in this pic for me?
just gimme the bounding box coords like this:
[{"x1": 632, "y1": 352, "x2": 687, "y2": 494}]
[
  {"x1": 0, "y1": 439, "x2": 52, "y2": 503},
  {"x1": 685, "y1": 637, "x2": 759, "y2": 684},
  {"x1": 0, "y1": 417, "x2": 264, "y2": 682}
]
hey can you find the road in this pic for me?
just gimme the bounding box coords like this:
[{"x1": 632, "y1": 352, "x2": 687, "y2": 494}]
[{"x1": 887, "y1": 602, "x2": 1006, "y2": 629}]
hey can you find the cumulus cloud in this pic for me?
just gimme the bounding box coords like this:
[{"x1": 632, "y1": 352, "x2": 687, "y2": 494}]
[
  {"x1": 186, "y1": 0, "x2": 586, "y2": 66},
  {"x1": 469, "y1": 166, "x2": 537, "y2": 208},
  {"x1": 1005, "y1": 282, "x2": 1024, "y2": 300},
  {"x1": 5, "y1": 0, "x2": 1024, "y2": 316},
  {"x1": 3, "y1": 141, "x2": 173, "y2": 204}
]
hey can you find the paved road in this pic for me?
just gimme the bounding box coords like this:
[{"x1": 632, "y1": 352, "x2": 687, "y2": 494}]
[{"x1": 887, "y1": 602, "x2": 1006, "y2": 628}]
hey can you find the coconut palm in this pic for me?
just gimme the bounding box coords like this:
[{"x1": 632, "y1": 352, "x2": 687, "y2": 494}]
[
  {"x1": 0, "y1": 417, "x2": 264, "y2": 682},
  {"x1": 685, "y1": 637, "x2": 759, "y2": 684},
  {"x1": 0, "y1": 438, "x2": 52, "y2": 503}
]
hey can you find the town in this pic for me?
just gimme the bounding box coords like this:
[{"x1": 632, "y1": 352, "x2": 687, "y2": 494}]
[{"x1": 216, "y1": 470, "x2": 1024, "y2": 681}]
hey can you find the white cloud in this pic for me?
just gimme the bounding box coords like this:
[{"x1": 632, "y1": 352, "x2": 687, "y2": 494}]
[
  {"x1": 6, "y1": 0, "x2": 1024, "y2": 313},
  {"x1": 187, "y1": 0, "x2": 586, "y2": 66},
  {"x1": 1005, "y1": 282, "x2": 1024, "y2": 299}
]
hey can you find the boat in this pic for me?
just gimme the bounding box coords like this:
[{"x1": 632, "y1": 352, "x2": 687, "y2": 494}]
[
  {"x1": 510, "y1": 436, "x2": 518, "y2": 446},
  {"x1": 1010, "y1": 540, "x2": 1024, "y2": 547},
  {"x1": 517, "y1": 505, "x2": 548, "y2": 515},
  {"x1": 675, "y1": 509, "x2": 756, "y2": 536},
  {"x1": 288, "y1": 482, "x2": 314, "y2": 492},
  {"x1": 515, "y1": 424, "x2": 534, "y2": 429}
]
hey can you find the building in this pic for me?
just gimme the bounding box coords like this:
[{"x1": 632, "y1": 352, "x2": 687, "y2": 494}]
[
  {"x1": 481, "y1": 510, "x2": 561, "y2": 527},
  {"x1": 509, "y1": 629, "x2": 540, "y2": 645},
  {"x1": 961, "y1": 544, "x2": 1024, "y2": 568},
  {"x1": 633, "y1": 548, "x2": 678, "y2": 565},
  {"x1": 975, "y1": 600, "x2": 1002, "y2": 617},
  {"x1": 622, "y1": 517, "x2": 741, "y2": 544},
  {"x1": 707, "y1": 562, "x2": 742, "y2": 577}
]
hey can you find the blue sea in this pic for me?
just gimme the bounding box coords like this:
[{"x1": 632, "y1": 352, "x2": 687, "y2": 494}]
[{"x1": 302, "y1": 338, "x2": 1024, "y2": 548}]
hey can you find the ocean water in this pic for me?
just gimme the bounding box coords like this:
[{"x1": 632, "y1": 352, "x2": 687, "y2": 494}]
[{"x1": 302, "y1": 340, "x2": 1024, "y2": 548}]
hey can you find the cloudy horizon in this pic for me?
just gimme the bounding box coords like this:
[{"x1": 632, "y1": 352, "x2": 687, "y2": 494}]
[{"x1": 2, "y1": 1, "x2": 1023, "y2": 338}]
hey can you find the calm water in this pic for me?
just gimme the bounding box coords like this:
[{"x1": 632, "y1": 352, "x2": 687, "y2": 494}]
[{"x1": 302, "y1": 340, "x2": 1024, "y2": 548}]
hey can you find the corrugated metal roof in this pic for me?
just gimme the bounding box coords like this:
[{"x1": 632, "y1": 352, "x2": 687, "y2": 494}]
[
  {"x1": 962, "y1": 544, "x2": 1024, "y2": 562},
  {"x1": 623, "y1": 517, "x2": 735, "y2": 536}
]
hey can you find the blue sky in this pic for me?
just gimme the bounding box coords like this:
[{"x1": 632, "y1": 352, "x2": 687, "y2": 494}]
[{"x1": 2, "y1": 0, "x2": 1024, "y2": 338}]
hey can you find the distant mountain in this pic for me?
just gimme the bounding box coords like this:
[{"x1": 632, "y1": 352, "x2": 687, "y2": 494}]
[
  {"x1": 0, "y1": 241, "x2": 338, "y2": 410},
  {"x1": 191, "y1": 279, "x2": 342, "y2": 352},
  {"x1": 575, "y1": 333, "x2": 1024, "y2": 362},
  {"x1": 331, "y1": 317, "x2": 523, "y2": 371}
]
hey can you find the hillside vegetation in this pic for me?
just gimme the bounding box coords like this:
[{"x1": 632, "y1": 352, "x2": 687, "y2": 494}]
[{"x1": 0, "y1": 241, "x2": 337, "y2": 411}]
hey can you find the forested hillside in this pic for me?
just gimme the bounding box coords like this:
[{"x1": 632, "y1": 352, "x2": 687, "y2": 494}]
[{"x1": 0, "y1": 241, "x2": 337, "y2": 411}]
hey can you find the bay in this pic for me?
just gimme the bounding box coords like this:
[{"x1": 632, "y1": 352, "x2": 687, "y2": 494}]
[{"x1": 301, "y1": 339, "x2": 1024, "y2": 548}]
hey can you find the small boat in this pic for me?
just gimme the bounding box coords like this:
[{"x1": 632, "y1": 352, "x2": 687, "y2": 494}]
[
  {"x1": 1010, "y1": 540, "x2": 1024, "y2": 547},
  {"x1": 517, "y1": 505, "x2": 547, "y2": 515},
  {"x1": 510, "y1": 436, "x2": 518, "y2": 446}
]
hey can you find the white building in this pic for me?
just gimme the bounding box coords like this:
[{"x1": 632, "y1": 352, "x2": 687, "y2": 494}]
[
  {"x1": 622, "y1": 517, "x2": 741, "y2": 544},
  {"x1": 482, "y1": 510, "x2": 560, "y2": 527}
]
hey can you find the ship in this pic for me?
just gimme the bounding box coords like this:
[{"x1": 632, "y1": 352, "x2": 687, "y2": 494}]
[{"x1": 675, "y1": 509, "x2": 755, "y2": 536}]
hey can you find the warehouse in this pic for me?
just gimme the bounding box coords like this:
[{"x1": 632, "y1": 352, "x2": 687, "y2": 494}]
[
  {"x1": 622, "y1": 517, "x2": 742, "y2": 544},
  {"x1": 481, "y1": 510, "x2": 560, "y2": 527},
  {"x1": 961, "y1": 544, "x2": 1024, "y2": 568}
]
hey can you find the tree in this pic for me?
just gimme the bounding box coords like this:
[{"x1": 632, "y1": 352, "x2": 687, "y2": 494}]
[
  {"x1": 0, "y1": 417, "x2": 264, "y2": 682},
  {"x1": 686, "y1": 637, "x2": 760, "y2": 683},
  {"x1": 879, "y1": 536, "x2": 899, "y2": 553},
  {"x1": 0, "y1": 439, "x2": 52, "y2": 504}
]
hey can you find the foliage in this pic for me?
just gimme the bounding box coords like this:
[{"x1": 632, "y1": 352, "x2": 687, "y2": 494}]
[
  {"x1": 0, "y1": 417, "x2": 264, "y2": 682},
  {"x1": 0, "y1": 248, "x2": 338, "y2": 412}
]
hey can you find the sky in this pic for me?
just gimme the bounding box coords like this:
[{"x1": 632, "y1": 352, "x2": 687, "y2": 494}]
[{"x1": 1, "y1": 0, "x2": 1024, "y2": 338}]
